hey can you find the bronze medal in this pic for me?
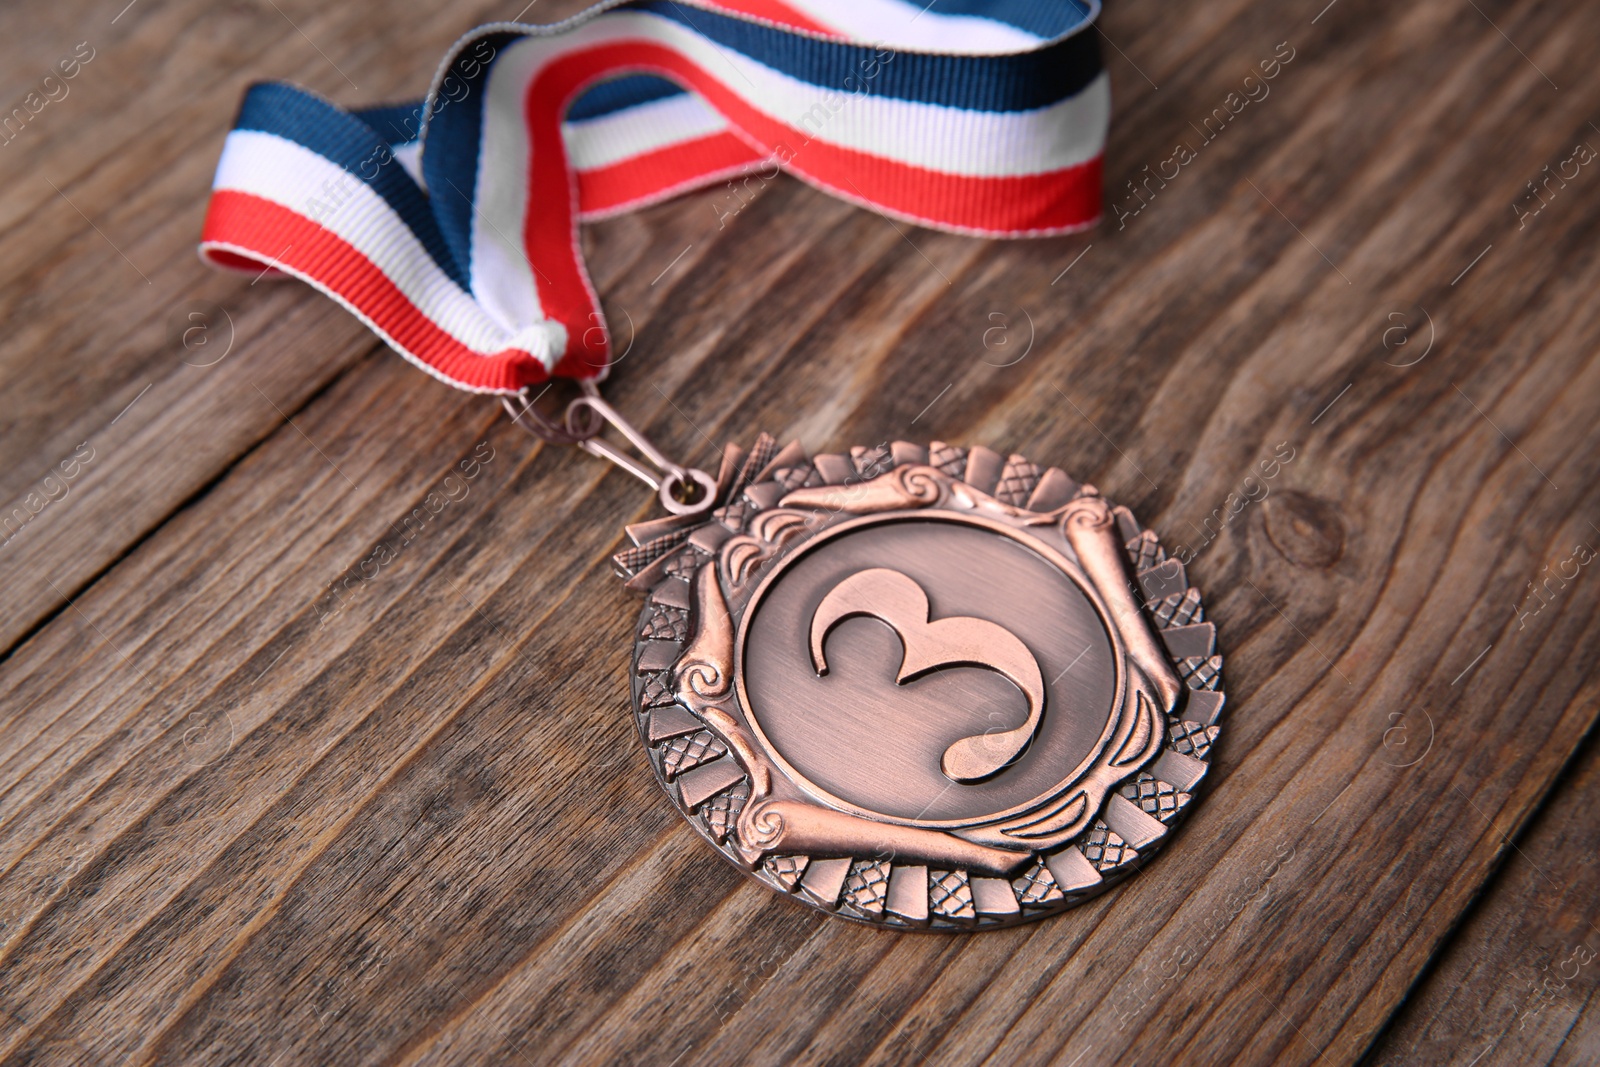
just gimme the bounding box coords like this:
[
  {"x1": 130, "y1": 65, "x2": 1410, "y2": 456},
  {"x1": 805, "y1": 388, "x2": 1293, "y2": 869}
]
[
  {"x1": 197, "y1": 0, "x2": 1169, "y2": 933},
  {"x1": 616, "y1": 436, "x2": 1224, "y2": 928},
  {"x1": 197, "y1": 0, "x2": 1173, "y2": 934}
]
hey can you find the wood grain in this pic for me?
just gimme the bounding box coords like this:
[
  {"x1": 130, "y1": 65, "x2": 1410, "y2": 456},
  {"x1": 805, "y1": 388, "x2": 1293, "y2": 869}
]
[
  {"x1": 1366, "y1": 726, "x2": 1600, "y2": 1066},
  {"x1": 1, "y1": 0, "x2": 1598, "y2": 1063}
]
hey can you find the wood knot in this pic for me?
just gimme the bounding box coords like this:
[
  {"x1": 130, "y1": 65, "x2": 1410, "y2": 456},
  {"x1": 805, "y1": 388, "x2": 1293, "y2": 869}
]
[{"x1": 1262, "y1": 490, "x2": 1344, "y2": 568}]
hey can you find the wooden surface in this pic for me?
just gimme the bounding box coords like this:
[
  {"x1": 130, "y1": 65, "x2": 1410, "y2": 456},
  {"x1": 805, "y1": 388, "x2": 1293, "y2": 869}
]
[{"x1": 1, "y1": 0, "x2": 1598, "y2": 1063}]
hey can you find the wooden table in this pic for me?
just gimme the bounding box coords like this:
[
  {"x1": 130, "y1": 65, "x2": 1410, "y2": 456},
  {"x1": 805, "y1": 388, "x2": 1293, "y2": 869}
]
[{"x1": 2, "y1": 0, "x2": 1597, "y2": 1063}]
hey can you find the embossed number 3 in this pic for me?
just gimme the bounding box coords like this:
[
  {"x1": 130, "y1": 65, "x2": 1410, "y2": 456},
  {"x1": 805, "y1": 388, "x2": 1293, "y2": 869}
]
[{"x1": 808, "y1": 568, "x2": 1047, "y2": 784}]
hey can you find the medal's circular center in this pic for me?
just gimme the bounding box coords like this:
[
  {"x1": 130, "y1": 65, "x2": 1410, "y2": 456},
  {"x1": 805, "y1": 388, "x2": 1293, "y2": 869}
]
[{"x1": 738, "y1": 514, "x2": 1117, "y2": 824}]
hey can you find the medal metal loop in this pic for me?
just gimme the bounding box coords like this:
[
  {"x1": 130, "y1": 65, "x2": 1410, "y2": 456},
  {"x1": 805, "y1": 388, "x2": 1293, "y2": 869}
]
[{"x1": 502, "y1": 382, "x2": 716, "y2": 516}]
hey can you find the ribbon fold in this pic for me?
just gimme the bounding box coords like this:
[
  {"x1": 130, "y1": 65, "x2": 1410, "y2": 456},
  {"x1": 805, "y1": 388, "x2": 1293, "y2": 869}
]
[{"x1": 200, "y1": 0, "x2": 1106, "y2": 393}]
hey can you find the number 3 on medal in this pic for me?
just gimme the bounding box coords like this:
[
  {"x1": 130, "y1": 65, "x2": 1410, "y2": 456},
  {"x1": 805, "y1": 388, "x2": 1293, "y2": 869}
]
[{"x1": 808, "y1": 567, "x2": 1047, "y2": 784}]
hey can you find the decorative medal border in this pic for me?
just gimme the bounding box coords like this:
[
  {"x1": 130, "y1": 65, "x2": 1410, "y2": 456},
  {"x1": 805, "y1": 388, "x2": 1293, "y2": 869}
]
[{"x1": 619, "y1": 436, "x2": 1224, "y2": 929}]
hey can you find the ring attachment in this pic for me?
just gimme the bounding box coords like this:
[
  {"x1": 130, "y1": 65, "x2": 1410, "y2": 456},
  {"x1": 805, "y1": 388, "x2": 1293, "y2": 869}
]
[
  {"x1": 660, "y1": 467, "x2": 718, "y2": 515},
  {"x1": 501, "y1": 381, "x2": 717, "y2": 518},
  {"x1": 500, "y1": 383, "x2": 603, "y2": 445}
]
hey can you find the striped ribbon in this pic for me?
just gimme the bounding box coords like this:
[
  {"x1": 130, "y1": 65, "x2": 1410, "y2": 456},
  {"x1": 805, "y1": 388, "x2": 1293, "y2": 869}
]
[{"x1": 200, "y1": 0, "x2": 1107, "y2": 394}]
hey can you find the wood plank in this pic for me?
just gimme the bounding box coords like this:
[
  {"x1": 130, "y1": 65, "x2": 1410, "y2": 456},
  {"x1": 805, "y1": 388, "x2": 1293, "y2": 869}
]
[
  {"x1": 0, "y1": 0, "x2": 597, "y2": 651},
  {"x1": 1367, "y1": 727, "x2": 1600, "y2": 1066},
  {"x1": 0, "y1": 0, "x2": 1598, "y2": 1063}
]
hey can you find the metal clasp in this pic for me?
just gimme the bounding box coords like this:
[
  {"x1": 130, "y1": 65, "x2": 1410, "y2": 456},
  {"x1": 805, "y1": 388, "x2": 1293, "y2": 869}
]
[{"x1": 502, "y1": 382, "x2": 717, "y2": 516}]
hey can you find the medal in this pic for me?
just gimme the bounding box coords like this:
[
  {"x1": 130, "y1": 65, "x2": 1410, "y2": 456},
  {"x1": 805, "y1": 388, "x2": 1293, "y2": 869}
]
[
  {"x1": 613, "y1": 433, "x2": 1222, "y2": 927},
  {"x1": 198, "y1": 0, "x2": 1223, "y2": 928}
]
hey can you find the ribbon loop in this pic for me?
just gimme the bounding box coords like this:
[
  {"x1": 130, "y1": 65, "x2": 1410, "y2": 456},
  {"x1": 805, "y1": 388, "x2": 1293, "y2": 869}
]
[{"x1": 201, "y1": 0, "x2": 1107, "y2": 394}]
